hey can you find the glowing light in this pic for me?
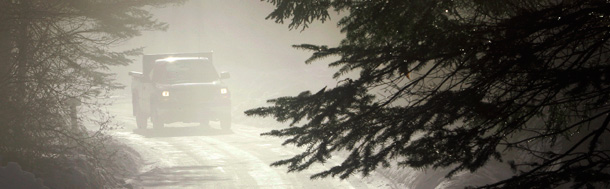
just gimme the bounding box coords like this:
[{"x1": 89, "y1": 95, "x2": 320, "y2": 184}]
[{"x1": 159, "y1": 57, "x2": 209, "y2": 63}]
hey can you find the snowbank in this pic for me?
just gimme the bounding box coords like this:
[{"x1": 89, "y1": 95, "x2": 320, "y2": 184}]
[{"x1": 0, "y1": 162, "x2": 48, "y2": 189}]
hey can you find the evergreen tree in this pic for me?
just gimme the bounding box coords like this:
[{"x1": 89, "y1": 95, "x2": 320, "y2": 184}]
[
  {"x1": 0, "y1": 0, "x2": 183, "y2": 187},
  {"x1": 246, "y1": 0, "x2": 610, "y2": 188}
]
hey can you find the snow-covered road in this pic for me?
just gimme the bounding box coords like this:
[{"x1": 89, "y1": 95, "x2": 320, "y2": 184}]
[{"x1": 106, "y1": 97, "x2": 397, "y2": 188}]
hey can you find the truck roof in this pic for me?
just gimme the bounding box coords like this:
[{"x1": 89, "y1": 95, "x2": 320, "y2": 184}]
[
  {"x1": 155, "y1": 57, "x2": 209, "y2": 63},
  {"x1": 142, "y1": 52, "x2": 213, "y2": 76}
]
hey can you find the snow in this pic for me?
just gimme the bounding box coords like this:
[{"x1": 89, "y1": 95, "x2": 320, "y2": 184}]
[
  {"x1": 0, "y1": 93, "x2": 513, "y2": 189},
  {"x1": 103, "y1": 92, "x2": 512, "y2": 188},
  {"x1": 104, "y1": 93, "x2": 400, "y2": 188},
  {"x1": 0, "y1": 162, "x2": 48, "y2": 189}
]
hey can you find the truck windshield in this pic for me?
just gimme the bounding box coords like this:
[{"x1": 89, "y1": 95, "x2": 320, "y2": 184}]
[{"x1": 151, "y1": 59, "x2": 219, "y2": 84}]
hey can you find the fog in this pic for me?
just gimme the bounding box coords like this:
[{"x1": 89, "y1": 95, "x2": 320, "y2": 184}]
[{"x1": 110, "y1": 0, "x2": 345, "y2": 126}]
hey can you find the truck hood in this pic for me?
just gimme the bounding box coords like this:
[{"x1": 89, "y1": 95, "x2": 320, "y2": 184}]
[
  {"x1": 156, "y1": 81, "x2": 226, "y2": 89},
  {"x1": 155, "y1": 81, "x2": 229, "y2": 101}
]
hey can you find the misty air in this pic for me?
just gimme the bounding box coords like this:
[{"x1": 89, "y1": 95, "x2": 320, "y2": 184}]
[{"x1": 1, "y1": 0, "x2": 609, "y2": 188}]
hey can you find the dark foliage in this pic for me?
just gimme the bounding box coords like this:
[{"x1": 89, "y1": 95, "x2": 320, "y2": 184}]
[
  {"x1": 0, "y1": 0, "x2": 183, "y2": 187},
  {"x1": 246, "y1": 0, "x2": 610, "y2": 188}
]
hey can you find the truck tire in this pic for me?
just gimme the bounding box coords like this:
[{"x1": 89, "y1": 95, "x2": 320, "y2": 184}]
[
  {"x1": 220, "y1": 114, "x2": 231, "y2": 130},
  {"x1": 152, "y1": 116, "x2": 164, "y2": 129},
  {"x1": 199, "y1": 118, "x2": 209, "y2": 127},
  {"x1": 151, "y1": 107, "x2": 164, "y2": 129},
  {"x1": 131, "y1": 92, "x2": 138, "y2": 116},
  {"x1": 133, "y1": 93, "x2": 147, "y2": 129},
  {"x1": 135, "y1": 111, "x2": 147, "y2": 129}
]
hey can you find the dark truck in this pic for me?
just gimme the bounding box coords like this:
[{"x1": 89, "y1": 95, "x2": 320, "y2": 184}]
[{"x1": 129, "y1": 52, "x2": 231, "y2": 130}]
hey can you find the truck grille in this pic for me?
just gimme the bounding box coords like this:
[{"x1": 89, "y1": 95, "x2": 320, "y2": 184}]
[{"x1": 170, "y1": 87, "x2": 217, "y2": 105}]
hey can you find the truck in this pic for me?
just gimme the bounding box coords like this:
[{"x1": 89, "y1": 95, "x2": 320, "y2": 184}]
[{"x1": 129, "y1": 52, "x2": 231, "y2": 130}]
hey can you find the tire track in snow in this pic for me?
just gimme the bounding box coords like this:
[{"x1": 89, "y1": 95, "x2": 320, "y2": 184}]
[
  {"x1": 163, "y1": 136, "x2": 261, "y2": 188},
  {"x1": 212, "y1": 124, "x2": 366, "y2": 189},
  {"x1": 113, "y1": 132, "x2": 257, "y2": 188},
  {"x1": 112, "y1": 123, "x2": 397, "y2": 188},
  {"x1": 227, "y1": 124, "x2": 396, "y2": 189}
]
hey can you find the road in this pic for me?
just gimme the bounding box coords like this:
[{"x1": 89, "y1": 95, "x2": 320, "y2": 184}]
[{"x1": 107, "y1": 97, "x2": 397, "y2": 189}]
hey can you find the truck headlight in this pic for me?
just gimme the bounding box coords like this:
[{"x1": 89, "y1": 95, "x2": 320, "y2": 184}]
[
  {"x1": 220, "y1": 88, "x2": 228, "y2": 94},
  {"x1": 162, "y1": 91, "x2": 170, "y2": 97}
]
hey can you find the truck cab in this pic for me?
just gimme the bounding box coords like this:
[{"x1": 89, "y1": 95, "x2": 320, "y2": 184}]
[{"x1": 129, "y1": 53, "x2": 231, "y2": 130}]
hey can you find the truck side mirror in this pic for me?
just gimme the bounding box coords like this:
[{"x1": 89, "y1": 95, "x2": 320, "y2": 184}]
[
  {"x1": 220, "y1": 72, "x2": 230, "y2": 79},
  {"x1": 129, "y1": 71, "x2": 149, "y2": 82}
]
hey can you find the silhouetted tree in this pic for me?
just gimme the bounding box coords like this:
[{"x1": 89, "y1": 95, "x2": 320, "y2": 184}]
[
  {"x1": 0, "y1": 0, "x2": 183, "y2": 187},
  {"x1": 246, "y1": 0, "x2": 610, "y2": 188}
]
